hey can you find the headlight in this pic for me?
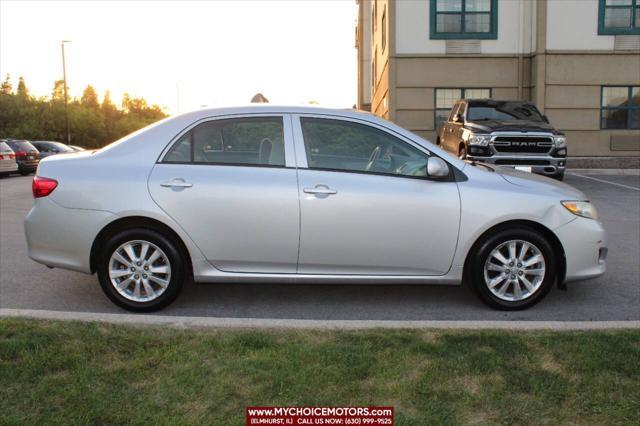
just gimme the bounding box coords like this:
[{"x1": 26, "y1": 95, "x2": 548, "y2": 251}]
[
  {"x1": 561, "y1": 201, "x2": 598, "y2": 220},
  {"x1": 469, "y1": 134, "x2": 491, "y2": 146},
  {"x1": 554, "y1": 135, "x2": 567, "y2": 148}
]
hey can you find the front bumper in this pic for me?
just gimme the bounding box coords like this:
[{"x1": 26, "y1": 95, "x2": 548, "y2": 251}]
[
  {"x1": 554, "y1": 217, "x2": 607, "y2": 282},
  {"x1": 467, "y1": 154, "x2": 566, "y2": 176}
]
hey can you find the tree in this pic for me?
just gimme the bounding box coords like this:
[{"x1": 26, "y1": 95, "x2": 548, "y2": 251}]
[
  {"x1": 16, "y1": 76, "x2": 29, "y2": 99},
  {"x1": 1, "y1": 74, "x2": 12, "y2": 94},
  {"x1": 81, "y1": 85, "x2": 99, "y2": 109},
  {"x1": 51, "y1": 80, "x2": 67, "y2": 102},
  {"x1": 0, "y1": 78, "x2": 167, "y2": 148}
]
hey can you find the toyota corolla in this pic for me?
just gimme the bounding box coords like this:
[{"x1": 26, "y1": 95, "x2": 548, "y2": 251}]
[{"x1": 24, "y1": 106, "x2": 606, "y2": 312}]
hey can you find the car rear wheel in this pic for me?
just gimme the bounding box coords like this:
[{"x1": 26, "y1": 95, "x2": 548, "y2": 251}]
[
  {"x1": 97, "y1": 228, "x2": 185, "y2": 312},
  {"x1": 468, "y1": 227, "x2": 556, "y2": 310}
]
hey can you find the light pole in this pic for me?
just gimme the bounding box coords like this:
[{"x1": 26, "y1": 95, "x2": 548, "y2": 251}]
[{"x1": 61, "y1": 40, "x2": 71, "y2": 144}]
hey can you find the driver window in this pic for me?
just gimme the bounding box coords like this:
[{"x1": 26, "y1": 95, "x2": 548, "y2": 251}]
[{"x1": 300, "y1": 117, "x2": 429, "y2": 178}]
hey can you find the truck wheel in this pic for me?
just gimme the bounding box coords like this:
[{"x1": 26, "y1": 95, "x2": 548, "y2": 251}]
[{"x1": 458, "y1": 146, "x2": 467, "y2": 160}]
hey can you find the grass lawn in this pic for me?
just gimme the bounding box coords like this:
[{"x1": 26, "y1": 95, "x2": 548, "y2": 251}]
[{"x1": 1, "y1": 319, "x2": 638, "y2": 425}]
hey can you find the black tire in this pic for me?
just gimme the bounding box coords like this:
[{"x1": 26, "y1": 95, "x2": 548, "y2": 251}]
[
  {"x1": 468, "y1": 226, "x2": 557, "y2": 310},
  {"x1": 20, "y1": 171, "x2": 31, "y2": 176},
  {"x1": 552, "y1": 171, "x2": 565, "y2": 181},
  {"x1": 458, "y1": 145, "x2": 467, "y2": 160},
  {"x1": 97, "y1": 228, "x2": 186, "y2": 312}
]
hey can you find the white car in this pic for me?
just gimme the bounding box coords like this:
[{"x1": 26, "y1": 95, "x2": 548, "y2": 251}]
[
  {"x1": 24, "y1": 106, "x2": 606, "y2": 312},
  {"x1": 0, "y1": 141, "x2": 19, "y2": 176}
]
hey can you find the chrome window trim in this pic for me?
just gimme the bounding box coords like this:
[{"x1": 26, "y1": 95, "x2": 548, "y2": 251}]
[{"x1": 157, "y1": 113, "x2": 296, "y2": 168}]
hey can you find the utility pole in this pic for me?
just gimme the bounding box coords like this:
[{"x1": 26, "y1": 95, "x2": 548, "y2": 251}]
[{"x1": 61, "y1": 40, "x2": 71, "y2": 144}]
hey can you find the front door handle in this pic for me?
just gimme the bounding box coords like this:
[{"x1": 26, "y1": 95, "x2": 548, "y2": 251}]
[
  {"x1": 303, "y1": 185, "x2": 337, "y2": 195},
  {"x1": 160, "y1": 178, "x2": 193, "y2": 188}
]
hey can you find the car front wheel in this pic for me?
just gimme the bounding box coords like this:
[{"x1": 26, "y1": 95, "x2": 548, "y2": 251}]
[
  {"x1": 468, "y1": 227, "x2": 557, "y2": 310},
  {"x1": 97, "y1": 228, "x2": 185, "y2": 312}
]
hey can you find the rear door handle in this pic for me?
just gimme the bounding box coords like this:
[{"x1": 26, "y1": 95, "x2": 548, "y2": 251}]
[
  {"x1": 303, "y1": 185, "x2": 337, "y2": 195},
  {"x1": 160, "y1": 178, "x2": 193, "y2": 188}
]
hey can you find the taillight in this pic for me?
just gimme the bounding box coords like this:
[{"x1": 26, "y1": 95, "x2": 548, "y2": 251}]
[
  {"x1": 9, "y1": 154, "x2": 15, "y2": 160},
  {"x1": 32, "y1": 176, "x2": 58, "y2": 198},
  {"x1": 15, "y1": 151, "x2": 26, "y2": 158}
]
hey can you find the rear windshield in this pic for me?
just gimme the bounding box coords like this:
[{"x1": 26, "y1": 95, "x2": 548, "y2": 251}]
[
  {"x1": 0, "y1": 142, "x2": 11, "y2": 151},
  {"x1": 36, "y1": 142, "x2": 74, "y2": 152},
  {"x1": 7, "y1": 140, "x2": 37, "y2": 151},
  {"x1": 467, "y1": 102, "x2": 544, "y2": 122}
]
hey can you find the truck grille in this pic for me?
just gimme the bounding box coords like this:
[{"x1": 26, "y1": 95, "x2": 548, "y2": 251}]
[{"x1": 492, "y1": 136, "x2": 553, "y2": 154}]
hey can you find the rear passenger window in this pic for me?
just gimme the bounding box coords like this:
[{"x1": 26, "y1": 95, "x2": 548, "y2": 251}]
[{"x1": 163, "y1": 117, "x2": 285, "y2": 166}]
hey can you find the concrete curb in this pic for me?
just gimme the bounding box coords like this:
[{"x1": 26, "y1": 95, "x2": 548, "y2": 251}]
[
  {"x1": 567, "y1": 169, "x2": 640, "y2": 176},
  {"x1": 1, "y1": 309, "x2": 639, "y2": 330}
]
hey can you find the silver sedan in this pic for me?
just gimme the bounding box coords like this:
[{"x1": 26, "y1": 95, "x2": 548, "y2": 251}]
[{"x1": 24, "y1": 106, "x2": 606, "y2": 312}]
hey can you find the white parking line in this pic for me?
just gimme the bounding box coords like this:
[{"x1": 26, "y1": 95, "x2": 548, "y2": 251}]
[
  {"x1": 569, "y1": 173, "x2": 640, "y2": 191},
  {"x1": 1, "y1": 309, "x2": 639, "y2": 330}
]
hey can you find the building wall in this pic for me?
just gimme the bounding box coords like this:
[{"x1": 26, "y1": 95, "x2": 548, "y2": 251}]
[
  {"x1": 546, "y1": 0, "x2": 612, "y2": 51},
  {"x1": 395, "y1": 0, "x2": 536, "y2": 54},
  {"x1": 357, "y1": 0, "x2": 372, "y2": 110},
  {"x1": 370, "y1": 0, "x2": 391, "y2": 119},
  {"x1": 357, "y1": 0, "x2": 640, "y2": 157}
]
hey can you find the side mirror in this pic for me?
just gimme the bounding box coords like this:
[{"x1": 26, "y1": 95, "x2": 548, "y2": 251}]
[
  {"x1": 427, "y1": 157, "x2": 450, "y2": 178},
  {"x1": 542, "y1": 115, "x2": 550, "y2": 123}
]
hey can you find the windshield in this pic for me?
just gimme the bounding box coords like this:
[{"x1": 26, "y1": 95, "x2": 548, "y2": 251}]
[
  {"x1": 49, "y1": 142, "x2": 75, "y2": 152},
  {"x1": 8, "y1": 140, "x2": 37, "y2": 151},
  {"x1": 467, "y1": 102, "x2": 544, "y2": 122}
]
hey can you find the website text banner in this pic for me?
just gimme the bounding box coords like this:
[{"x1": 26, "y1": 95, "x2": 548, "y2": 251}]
[{"x1": 246, "y1": 406, "x2": 394, "y2": 425}]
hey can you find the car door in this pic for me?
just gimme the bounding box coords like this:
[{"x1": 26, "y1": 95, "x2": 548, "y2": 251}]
[
  {"x1": 148, "y1": 114, "x2": 300, "y2": 273},
  {"x1": 442, "y1": 103, "x2": 460, "y2": 154},
  {"x1": 293, "y1": 115, "x2": 461, "y2": 276}
]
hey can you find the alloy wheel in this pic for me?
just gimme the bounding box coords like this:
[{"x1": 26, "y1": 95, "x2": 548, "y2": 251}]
[
  {"x1": 108, "y1": 240, "x2": 172, "y2": 302},
  {"x1": 483, "y1": 239, "x2": 546, "y2": 302}
]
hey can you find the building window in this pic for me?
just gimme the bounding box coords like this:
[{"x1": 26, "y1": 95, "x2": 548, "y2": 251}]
[
  {"x1": 598, "y1": 0, "x2": 640, "y2": 35},
  {"x1": 430, "y1": 0, "x2": 498, "y2": 40},
  {"x1": 601, "y1": 86, "x2": 640, "y2": 129},
  {"x1": 373, "y1": 0, "x2": 377, "y2": 32},
  {"x1": 382, "y1": 7, "x2": 387, "y2": 52},
  {"x1": 435, "y1": 88, "x2": 491, "y2": 135},
  {"x1": 372, "y1": 49, "x2": 377, "y2": 91}
]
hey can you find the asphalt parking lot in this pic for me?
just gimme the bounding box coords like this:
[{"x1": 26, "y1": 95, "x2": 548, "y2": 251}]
[{"x1": 1, "y1": 172, "x2": 639, "y2": 321}]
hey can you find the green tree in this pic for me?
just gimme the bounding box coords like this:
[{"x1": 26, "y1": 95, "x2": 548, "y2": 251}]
[
  {"x1": 51, "y1": 80, "x2": 67, "y2": 102},
  {"x1": 16, "y1": 76, "x2": 29, "y2": 99},
  {"x1": 80, "y1": 85, "x2": 99, "y2": 109},
  {"x1": 1, "y1": 74, "x2": 12, "y2": 94}
]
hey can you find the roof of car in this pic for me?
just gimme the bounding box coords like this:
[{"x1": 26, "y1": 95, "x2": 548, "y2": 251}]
[
  {"x1": 465, "y1": 99, "x2": 530, "y2": 104},
  {"x1": 177, "y1": 104, "x2": 375, "y2": 121}
]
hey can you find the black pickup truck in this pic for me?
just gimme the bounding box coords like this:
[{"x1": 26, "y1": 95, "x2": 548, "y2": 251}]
[{"x1": 438, "y1": 99, "x2": 567, "y2": 180}]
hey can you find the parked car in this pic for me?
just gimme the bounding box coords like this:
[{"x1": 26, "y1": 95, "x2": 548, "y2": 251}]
[
  {"x1": 31, "y1": 141, "x2": 76, "y2": 158},
  {"x1": 24, "y1": 106, "x2": 606, "y2": 312},
  {"x1": 69, "y1": 145, "x2": 87, "y2": 152},
  {"x1": 0, "y1": 141, "x2": 19, "y2": 177},
  {"x1": 438, "y1": 99, "x2": 567, "y2": 180},
  {"x1": 5, "y1": 139, "x2": 40, "y2": 175}
]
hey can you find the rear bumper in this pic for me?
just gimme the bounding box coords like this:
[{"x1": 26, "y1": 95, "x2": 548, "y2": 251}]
[
  {"x1": 554, "y1": 217, "x2": 607, "y2": 282},
  {"x1": 0, "y1": 162, "x2": 18, "y2": 173},
  {"x1": 24, "y1": 197, "x2": 116, "y2": 273},
  {"x1": 17, "y1": 161, "x2": 39, "y2": 172},
  {"x1": 468, "y1": 154, "x2": 566, "y2": 176}
]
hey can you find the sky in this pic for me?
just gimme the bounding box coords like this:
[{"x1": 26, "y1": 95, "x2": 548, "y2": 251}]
[{"x1": 0, "y1": 0, "x2": 358, "y2": 114}]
